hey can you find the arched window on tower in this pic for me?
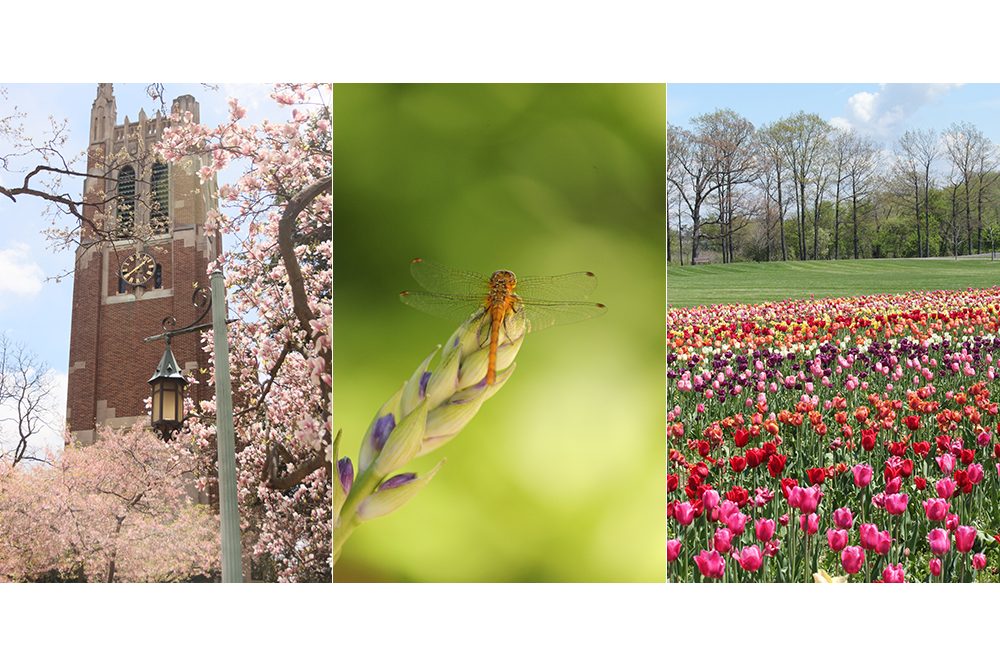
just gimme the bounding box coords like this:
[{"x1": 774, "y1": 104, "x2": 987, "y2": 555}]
[
  {"x1": 151, "y1": 161, "x2": 169, "y2": 234},
  {"x1": 116, "y1": 165, "x2": 136, "y2": 238}
]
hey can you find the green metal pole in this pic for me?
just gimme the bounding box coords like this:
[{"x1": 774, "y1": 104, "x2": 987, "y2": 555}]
[{"x1": 212, "y1": 270, "x2": 242, "y2": 582}]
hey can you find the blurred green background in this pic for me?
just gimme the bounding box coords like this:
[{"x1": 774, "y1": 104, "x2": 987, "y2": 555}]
[{"x1": 331, "y1": 84, "x2": 665, "y2": 582}]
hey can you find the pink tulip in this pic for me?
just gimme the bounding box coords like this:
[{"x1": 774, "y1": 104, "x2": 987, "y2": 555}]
[
  {"x1": 929, "y1": 558, "x2": 942, "y2": 577},
  {"x1": 841, "y1": 545, "x2": 865, "y2": 574},
  {"x1": 667, "y1": 539, "x2": 681, "y2": 562},
  {"x1": 852, "y1": 464, "x2": 873, "y2": 488},
  {"x1": 955, "y1": 525, "x2": 977, "y2": 553},
  {"x1": 755, "y1": 517, "x2": 775, "y2": 543},
  {"x1": 718, "y1": 499, "x2": 739, "y2": 522},
  {"x1": 967, "y1": 463, "x2": 984, "y2": 485},
  {"x1": 734, "y1": 544, "x2": 763, "y2": 572},
  {"x1": 923, "y1": 498, "x2": 950, "y2": 522},
  {"x1": 875, "y1": 530, "x2": 893, "y2": 556},
  {"x1": 884, "y1": 493, "x2": 909, "y2": 516},
  {"x1": 936, "y1": 478, "x2": 957, "y2": 499},
  {"x1": 859, "y1": 523, "x2": 879, "y2": 551},
  {"x1": 799, "y1": 513, "x2": 820, "y2": 535},
  {"x1": 694, "y1": 549, "x2": 726, "y2": 579},
  {"x1": 827, "y1": 528, "x2": 849, "y2": 552},
  {"x1": 928, "y1": 528, "x2": 951, "y2": 556},
  {"x1": 714, "y1": 527, "x2": 733, "y2": 554},
  {"x1": 725, "y1": 511, "x2": 747, "y2": 536},
  {"x1": 702, "y1": 489, "x2": 720, "y2": 511},
  {"x1": 936, "y1": 453, "x2": 955, "y2": 475},
  {"x1": 973, "y1": 553, "x2": 987, "y2": 570},
  {"x1": 798, "y1": 485, "x2": 823, "y2": 514},
  {"x1": 881, "y1": 563, "x2": 905, "y2": 583},
  {"x1": 763, "y1": 539, "x2": 781, "y2": 557},
  {"x1": 945, "y1": 513, "x2": 959, "y2": 531},
  {"x1": 674, "y1": 501, "x2": 695, "y2": 526},
  {"x1": 833, "y1": 507, "x2": 853, "y2": 530}
]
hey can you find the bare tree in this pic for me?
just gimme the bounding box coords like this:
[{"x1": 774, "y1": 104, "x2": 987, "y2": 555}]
[
  {"x1": 772, "y1": 112, "x2": 831, "y2": 260},
  {"x1": 668, "y1": 123, "x2": 724, "y2": 263},
  {"x1": 894, "y1": 128, "x2": 940, "y2": 257},
  {"x1": 0, "y1": 334, "x2": 57, "y2": 467}
]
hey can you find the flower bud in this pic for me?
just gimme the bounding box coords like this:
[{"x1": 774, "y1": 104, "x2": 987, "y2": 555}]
[{"x1": 356, "y1": 459, "x2": 445, "y2": 521}]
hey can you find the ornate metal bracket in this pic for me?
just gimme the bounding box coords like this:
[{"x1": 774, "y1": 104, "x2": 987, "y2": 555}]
[{"x1": 142, "y1": 285, "x2": 222, "y2": 343}]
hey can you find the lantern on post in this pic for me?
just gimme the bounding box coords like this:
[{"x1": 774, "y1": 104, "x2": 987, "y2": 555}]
[{"x1": 148, "y1": 336, "x2": 188, "y2": 440}]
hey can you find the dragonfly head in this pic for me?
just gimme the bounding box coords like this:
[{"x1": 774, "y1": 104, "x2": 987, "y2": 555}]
[{"x1": 490, "y1": 270, "x2": 517, "y2": 289}]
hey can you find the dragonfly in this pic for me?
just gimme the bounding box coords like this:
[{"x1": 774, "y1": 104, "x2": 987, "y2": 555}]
[{"x1": 399, "y1": 258, "x2": 607, "y2": 385}]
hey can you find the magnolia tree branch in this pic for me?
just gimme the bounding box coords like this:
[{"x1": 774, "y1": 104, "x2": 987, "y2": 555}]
[{"x1": 263, "y1": 174, "x2": 333, "y2": 491}]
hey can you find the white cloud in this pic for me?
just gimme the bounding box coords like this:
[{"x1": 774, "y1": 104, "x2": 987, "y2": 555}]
[
  {"x1": 831, "y1": 83, "x2": 964, "y2": 137},
  {"x1": 0, "y1": 242, "x2": 44, "y2": 299}
]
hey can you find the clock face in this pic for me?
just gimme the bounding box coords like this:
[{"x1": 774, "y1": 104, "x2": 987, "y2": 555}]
[{"x1": 120, "y1": 251, "x2": 156, "y2": 287}]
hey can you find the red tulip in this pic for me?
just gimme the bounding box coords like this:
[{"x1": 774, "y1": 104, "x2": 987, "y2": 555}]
[
  {"x1": 955, "y1": 525, "x2": 977, "y2": 553},
  {"x1": 780, "y1": 477, "x2": 799, "y2": 500},
  {"x1": 667, "y1": 473, "x2": 679, "y2": 492},
  {"x1": 841, "y1": 545, "x2": 865, "y2": 574},
  {"x1": 807, "y1": 467, "x2": 826, "y2": 485},
  {"x1": 861, "y1": 429, "x2": 877, "y2": 451},
  {"x1": 733, "y1": 428, "x2": 750, "y2": 449},
  {"x1": 904, "y1": 414, "x2": 921, "y2": 431},
  {"x1": 767, "y1": 454, "x2": 787, "y2": 478},
  {"x1": 729, "y1": 455, "x2": 747, "y2": 473},
  {"x1": 914, "y1": 476, "x2": 927, "y2": 491},
  {"x1": 726, "y1": 486, "x2": 749, "y2": 508},
  {"x1": 745, "y1": 448, "x2": 765, "y2": 468}
]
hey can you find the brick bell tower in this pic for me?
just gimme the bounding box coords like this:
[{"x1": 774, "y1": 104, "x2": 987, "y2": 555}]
[{"x1": 66, "y1": 83, "x2": 222, "y2": 444}]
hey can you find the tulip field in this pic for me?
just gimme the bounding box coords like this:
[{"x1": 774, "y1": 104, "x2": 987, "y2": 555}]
[{"x1": 668, "y1": 284, "x2": 1000, "y2": 582}]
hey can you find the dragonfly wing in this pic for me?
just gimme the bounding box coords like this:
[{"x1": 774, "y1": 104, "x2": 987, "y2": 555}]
[
  {"x1": 409, "y1": 258, "x2": 489, "y2": 295},
  {"x1": 517, "y1": 299, "x2": 607, "y2": 333},
  {"x1": 514, "y1": 271, "x2": 599, "y2": 301},
  {"x1": 400, "y1": 290, "x2": 486, "y2": 327}
]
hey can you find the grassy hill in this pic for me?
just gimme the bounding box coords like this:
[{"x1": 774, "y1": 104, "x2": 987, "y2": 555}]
[{"x1": 667, "y1": 257, "x2": 1000, "y2": 309}]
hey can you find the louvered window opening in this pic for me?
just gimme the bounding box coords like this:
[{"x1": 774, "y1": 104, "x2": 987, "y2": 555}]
[
  {"x1": 151, "y1": 162, "x2": 169, "y2": 234},
  {"x1": 116, "y1": 165, "x2": 136, "y2": 238}
]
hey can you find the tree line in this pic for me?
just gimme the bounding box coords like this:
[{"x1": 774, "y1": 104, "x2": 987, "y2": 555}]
[{"x1": 668, "y1": 109, "x2": 1000, "y2": 264}]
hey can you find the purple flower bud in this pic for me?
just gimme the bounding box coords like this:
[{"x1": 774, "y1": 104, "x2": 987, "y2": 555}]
[
  {"x1": 371, "y1": 414, "x2": 395, "y2": 453},
  {"x1": 338, "y1": 457, "x2": 354, "y2": 496},
  {"x1": 380, "y1": 473, "x2": 418, "y2": 491}
]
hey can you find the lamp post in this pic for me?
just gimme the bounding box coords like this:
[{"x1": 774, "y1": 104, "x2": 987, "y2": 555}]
[{"x1": 144, "y1": 273, "x2": 242, "y2": 582}]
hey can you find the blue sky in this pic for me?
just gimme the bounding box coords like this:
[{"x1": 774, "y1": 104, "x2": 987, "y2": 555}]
[
  {"x1": 667, "y1": 83, "x2": 1000, "y2": 147},
  {"x1": 0, "y1": 83, "x2": 288, "y2": 454}
]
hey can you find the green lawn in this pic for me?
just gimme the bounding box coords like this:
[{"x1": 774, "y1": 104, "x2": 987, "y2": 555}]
[{"x1": 667, "y1": 258, "x2": 1000, "y2": 309}]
